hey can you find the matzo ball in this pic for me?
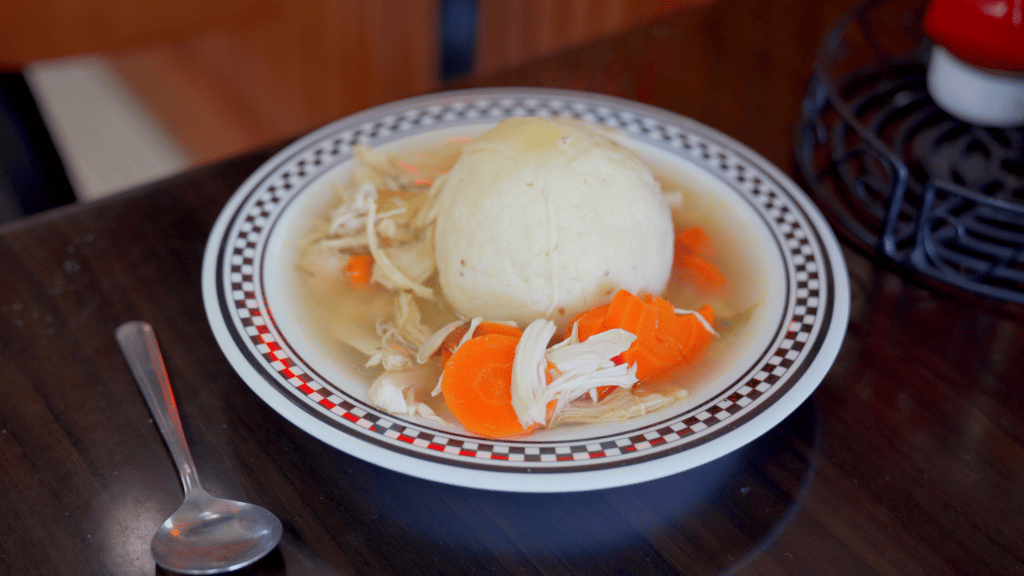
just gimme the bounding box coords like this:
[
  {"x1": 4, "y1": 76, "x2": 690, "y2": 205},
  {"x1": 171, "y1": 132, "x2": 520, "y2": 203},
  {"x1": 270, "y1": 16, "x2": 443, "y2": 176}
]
[{"x1": 433, "y1": 116, "x2": 674, "y2": 328}]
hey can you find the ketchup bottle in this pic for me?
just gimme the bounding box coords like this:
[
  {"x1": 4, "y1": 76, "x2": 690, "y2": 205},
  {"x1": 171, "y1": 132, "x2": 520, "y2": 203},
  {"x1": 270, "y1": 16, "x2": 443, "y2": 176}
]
[{"x1": 923, "y1": 0, "x2": 1024, "y2": 126}]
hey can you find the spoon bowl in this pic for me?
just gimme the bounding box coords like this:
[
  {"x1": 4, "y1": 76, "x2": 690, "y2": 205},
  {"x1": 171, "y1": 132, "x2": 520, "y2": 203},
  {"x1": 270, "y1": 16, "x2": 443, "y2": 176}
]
[
  {"x1": 116, "y1": 320, "x2": 283, "y2": 574},
  {"x1": 152, "y1": 488, "x2": 282, "y2": 574}
]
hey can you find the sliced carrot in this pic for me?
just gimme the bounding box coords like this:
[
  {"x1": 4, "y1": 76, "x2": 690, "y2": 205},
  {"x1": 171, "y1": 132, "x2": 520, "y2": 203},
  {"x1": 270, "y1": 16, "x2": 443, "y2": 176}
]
[
  {"x1": 658, "y1": 305, "x2": 713, "y2": 360},
  {"x1": 645, "y1": 294, "x2": 676, "y2": 329},
  {"x1": 441, "y1": 334, "x2": 537, "y2": 438},
  {"x1": 621, "y1": 319, "x2": 682, "y2": 380},
  {"x1": 638, "y1": 296, "x2": 687, "y2": 379},
  {"x1": 525, "y1": 290, "x2": 720, "y2": 399},
  {"x1": 599, "y1": 290, "x2": 717, "y2": 382},
  {"x1": 439, "y1": 321, "x2": 524, "y2": 363},
  {"x1": 626, "y1": 337, "x2": 682, "y2": 380},
  {"x1": 678, "y1": 305, "x2": 716, "y2": 361},
  {"x1": 344, "y1": 254, "x2": 374, "y2": 288},
  {"x1": 564, "y1": 303, "x2": 611, "y2": 341},
  {"x1": 675, "y1": 226, "x2": 710, "y2": 258},
  {"x1": 600, "y1": 290, "x2": 671, "y2": 381},
  {"x1": 678, "y1": 254, "x2": 727, "y2": 292},
  {"x1": 674, "y1": 227, "x2": 727, "y2": 294},
  {"x1": 604, "y1": 290, "x2": 657, "y2": 339},
  {"x1": 662, "y1": 311, "x2": 698, "y2": 354}
]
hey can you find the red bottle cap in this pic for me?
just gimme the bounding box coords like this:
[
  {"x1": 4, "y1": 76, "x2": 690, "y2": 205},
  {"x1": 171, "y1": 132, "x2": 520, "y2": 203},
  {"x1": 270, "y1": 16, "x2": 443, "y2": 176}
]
[{"x1": 923, "y1": 0, "x2": 1024, "y2": 72}]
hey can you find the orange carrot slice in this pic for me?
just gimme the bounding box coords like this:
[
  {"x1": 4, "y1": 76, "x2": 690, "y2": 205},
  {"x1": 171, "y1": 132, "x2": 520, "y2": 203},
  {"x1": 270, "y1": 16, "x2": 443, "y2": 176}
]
[
  {"x1": 604, "y1": 290, "x2": 657, "y2": 338},
  {"x1": 439, "y1": 321, "x2": 524, "y2": 363},
  {"x1": 600, "y1": 290, "x2": 717, "y2": 381},
  {"x1": 601, "y1": 290, "x2": 672, "y2": 380},
  {"x1": 636, "y1": 296, "x2": 688, "y2": 379},
  {"x1": 564, "y1": 303, "x2": 611, "y2": 341},
  {"x1": 642, "y1": 293, "x2": 679, "y2": 332},
  {"x1": 345, "y1": 254, "x2": 374, "y2": 288},
  {"x1": 625, "y1": 337, "x2": 682, "y2": 380},
  {"x1": 441, "y1": 334, "x2": 536, "y2": 438},
  {"x1": 663, "y1": 311, "x2": 697, "y2": 353},
  {"x1": 476, "y1": 321, "x2": 524, "y2": 339},
  {"x1": 677, "y1": 305, "x2": 716, "y2": 361},
  {"x1": 674, "y1": 227, "x2": 727, "y2": 293},
  {"x1": 675, "y1": 226, "x2": 710, "y2": 257},
  {"x1": 678, "y1": 254, "x2": 727, "y2": 292}
]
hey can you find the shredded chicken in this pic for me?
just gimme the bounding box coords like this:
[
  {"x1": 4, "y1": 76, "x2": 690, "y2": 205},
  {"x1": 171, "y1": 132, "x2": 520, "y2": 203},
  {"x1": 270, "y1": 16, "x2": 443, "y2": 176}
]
[
  {"x1": 544, "y1": 329, "x2": 639, "y2": 409},
  {"x1": 390, "y1": 292, "x2": 433, "y2": 348},
  {"x1": 674, "y1": 307, "x2": 720, "y2": 337},
  {"x1": 510, "y1": 320, "x2": 557, "y2": 428},
  {"x1": 364, "y1": 194, "x2": 434, "y2": 299},
  {"x1": 367, "y1": 364, "x2": 446, "y2": 423},
  {"x1": 429, "y1": 317, "x2": 485, "y2": 398},
  {"x1": 551, "y1": 387, "x2": 690, "y2": 426},
  {"x1": 416, "y1": 319, "x2": 465, "y2": 363},
  {"x1": 510, "y1": 322, "x2": 640, "y2": 427}
]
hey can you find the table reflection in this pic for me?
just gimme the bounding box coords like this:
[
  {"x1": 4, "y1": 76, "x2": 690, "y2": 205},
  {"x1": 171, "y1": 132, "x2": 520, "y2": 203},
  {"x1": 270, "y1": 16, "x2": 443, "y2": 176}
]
[{"x1": 240, "y1": 397, "x2": 820, "y2": 574}]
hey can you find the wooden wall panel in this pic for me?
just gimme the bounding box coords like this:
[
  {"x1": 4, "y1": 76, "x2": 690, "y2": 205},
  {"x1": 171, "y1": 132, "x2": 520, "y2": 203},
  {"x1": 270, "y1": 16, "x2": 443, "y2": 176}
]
[
  {"x1": 0, "y1": 0, "x2": 276, "y2": 68},
  {"x1": 475, "y1": 0, "x2": 710, "y2": 76},
  {"x1": 96, "y1": 1, "x2": 439, "y2": 166},
  {"x1": 2, "y1": 0, "x2": 706, "y2": 175}
]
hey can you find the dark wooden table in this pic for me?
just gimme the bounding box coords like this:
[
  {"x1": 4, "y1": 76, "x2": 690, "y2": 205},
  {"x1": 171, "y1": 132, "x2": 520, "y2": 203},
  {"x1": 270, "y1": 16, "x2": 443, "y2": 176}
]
[{"x1": 3, "y1": 0, "x2": 1023, "y2": 574}]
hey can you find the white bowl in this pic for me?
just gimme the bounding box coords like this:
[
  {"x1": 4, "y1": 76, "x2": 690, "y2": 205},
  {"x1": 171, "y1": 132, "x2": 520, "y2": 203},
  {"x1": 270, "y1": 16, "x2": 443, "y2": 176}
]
[{"x1": 201, "y1": 88, "x2": 851, "y2": 492}]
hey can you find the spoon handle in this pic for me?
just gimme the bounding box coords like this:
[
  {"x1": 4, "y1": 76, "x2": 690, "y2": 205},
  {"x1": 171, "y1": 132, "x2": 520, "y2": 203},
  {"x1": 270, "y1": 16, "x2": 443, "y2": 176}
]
[{"x1": 116, "y1": 320, "x2": 203, "y2": 495}]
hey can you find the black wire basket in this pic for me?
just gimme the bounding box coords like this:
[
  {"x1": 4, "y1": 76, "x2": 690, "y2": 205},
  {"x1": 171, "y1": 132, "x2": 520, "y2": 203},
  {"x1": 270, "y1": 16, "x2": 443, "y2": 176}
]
[{"x1": 796, "y1": 0, "x2": 1024, "y2": 304}]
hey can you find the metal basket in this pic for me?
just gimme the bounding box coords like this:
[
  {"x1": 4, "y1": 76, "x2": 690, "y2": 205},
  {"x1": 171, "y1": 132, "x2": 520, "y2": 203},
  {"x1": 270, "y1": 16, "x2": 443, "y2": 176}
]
[{"x1": 796, "y1": 0, "x2": 1024, "y2": 303}]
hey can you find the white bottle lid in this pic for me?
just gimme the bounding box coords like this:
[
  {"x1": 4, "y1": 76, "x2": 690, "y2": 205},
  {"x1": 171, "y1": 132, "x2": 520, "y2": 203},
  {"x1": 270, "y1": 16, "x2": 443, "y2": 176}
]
[{"x1": 926, "y1": 43, "x2": 1024, "y2": 127}]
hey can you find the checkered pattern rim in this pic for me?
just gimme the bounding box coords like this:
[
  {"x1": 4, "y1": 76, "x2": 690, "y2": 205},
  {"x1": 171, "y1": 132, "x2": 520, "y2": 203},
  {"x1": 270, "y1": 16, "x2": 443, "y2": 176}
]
[{"x1": 215, "y1": 91, "x2": 833, "y2": 472}]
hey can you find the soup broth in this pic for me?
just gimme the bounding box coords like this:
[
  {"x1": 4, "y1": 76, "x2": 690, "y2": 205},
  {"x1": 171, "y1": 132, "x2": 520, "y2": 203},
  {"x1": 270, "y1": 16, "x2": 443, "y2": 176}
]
[{"x1": 290, "y1": 130, "x2": 773, "y2": 431}]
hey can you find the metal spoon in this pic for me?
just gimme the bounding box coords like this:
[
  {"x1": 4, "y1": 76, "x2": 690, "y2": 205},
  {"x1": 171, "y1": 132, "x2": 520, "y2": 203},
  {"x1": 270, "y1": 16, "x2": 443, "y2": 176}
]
[{"x1": 116, "y1": 320, "x2": 283, "y2": 574}]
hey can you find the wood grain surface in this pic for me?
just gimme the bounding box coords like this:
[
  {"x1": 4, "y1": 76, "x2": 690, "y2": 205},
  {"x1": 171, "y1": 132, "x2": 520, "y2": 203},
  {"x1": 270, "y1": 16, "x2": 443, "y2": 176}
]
[{"x1": 2, "y1": 0, "x2": 1023, "y2": 574}]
